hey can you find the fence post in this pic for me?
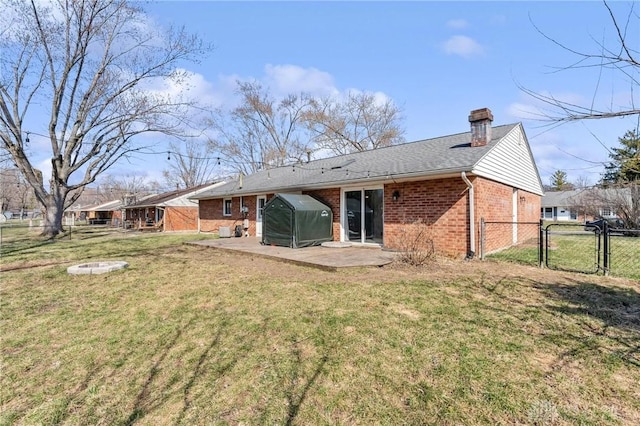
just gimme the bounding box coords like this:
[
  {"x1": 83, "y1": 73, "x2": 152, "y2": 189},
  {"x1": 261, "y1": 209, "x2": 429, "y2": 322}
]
[
  {"x1": 539, "y1": 219, "x2": 544, "y2": 268},
  {"x1": 479, "y1": 218, "x2": 485, "y2": 260},
  {"x1": 602, "y1": 221, "x2": 609, "y2": 276}
]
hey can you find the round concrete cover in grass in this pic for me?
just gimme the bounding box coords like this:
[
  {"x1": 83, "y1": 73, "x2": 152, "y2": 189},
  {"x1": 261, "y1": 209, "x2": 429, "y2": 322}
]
[{"x1": 67, "y1": 261, "x2": 129, "y2": 275}]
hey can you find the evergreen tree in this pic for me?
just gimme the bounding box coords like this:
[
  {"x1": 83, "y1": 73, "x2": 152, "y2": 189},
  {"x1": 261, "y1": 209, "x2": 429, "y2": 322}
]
[
  {"x1": 549, "y1": 170, "x2": 574, "y2": 190},
  {"x1": 602, "y1": 130, "x2": 640, "y2": 184}
]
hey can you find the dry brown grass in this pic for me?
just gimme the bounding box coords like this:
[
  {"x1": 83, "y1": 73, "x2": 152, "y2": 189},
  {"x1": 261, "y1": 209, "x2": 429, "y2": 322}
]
[{"x1": 1, "y1": 229, "x2": 639, "y2": 425}]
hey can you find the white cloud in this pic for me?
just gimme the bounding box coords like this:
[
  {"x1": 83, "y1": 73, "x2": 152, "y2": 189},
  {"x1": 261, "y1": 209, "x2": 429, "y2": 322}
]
[
  {"x1": 36, "y1": 158, "x2": 52, "y2": 185},
  {"x1": 446, "y1": 19, "x2": 468, "y2": 29},
  {"x1": 343, "y1": 88, "x2": 392, "y2": 107},
  {"x1": 142, "y1": 69, "x2": 219, "y2": 108},
  {"x1": 264, "y1": 64, "x2": 338, "y2": 97},
  {"x1": 442, "y1": 35, "x2": 485, "y2": 58},
  {"x1": 507, "y1": 102, "x2": 546, "y2": 121},
  {"x1": 211, "y1": 63, "x2": 396, "y2": 114},
  {"x1": 506, "y1": 89, "x2": 588, "y2": 125}
]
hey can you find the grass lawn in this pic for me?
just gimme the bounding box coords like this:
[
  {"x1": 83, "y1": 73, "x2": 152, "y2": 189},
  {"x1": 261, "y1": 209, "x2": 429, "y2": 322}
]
[{"x1": 1, "y1": 227, "x2": 639, "y2": 425}]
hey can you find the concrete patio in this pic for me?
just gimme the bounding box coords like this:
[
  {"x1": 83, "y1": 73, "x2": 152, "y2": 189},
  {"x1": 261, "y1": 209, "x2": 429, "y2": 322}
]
[{"x1": 187, "y1": 237, "x2": 397, "y2": 271}]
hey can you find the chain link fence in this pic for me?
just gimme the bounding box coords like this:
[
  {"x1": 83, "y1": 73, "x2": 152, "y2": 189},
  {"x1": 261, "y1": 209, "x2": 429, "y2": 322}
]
[
  {"x1": 543, "y1": 223, "x2": 600, "y2": 274},
  {"x1": 479, "y1": 220, "x2": 541, "y2": 266},
  {"x1": 608, "y1": 233, "x2": 640, "y2": 280},
  {"x1": 480, "y1": 219, "x2": 640, "y2": 280}
]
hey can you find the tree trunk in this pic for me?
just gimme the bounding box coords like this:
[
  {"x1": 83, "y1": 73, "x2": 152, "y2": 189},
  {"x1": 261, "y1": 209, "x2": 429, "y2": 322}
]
[{"x1": 41, "y1": 196, "x2": 66, "y2": 238}]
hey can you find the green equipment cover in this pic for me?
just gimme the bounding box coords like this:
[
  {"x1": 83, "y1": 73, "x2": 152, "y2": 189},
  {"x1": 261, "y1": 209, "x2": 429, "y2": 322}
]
[{"x1": 262, "y1": 194, "x2": 333, "y2": 248}]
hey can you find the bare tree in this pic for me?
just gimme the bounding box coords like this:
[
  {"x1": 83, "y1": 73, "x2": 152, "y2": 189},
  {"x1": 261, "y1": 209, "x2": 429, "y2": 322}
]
[
  {"x1": 163, "y1": 139, "x2": 219, "y2": 189},
  {"x1": 208, "y1": 81, "x2": 314, "y2": 175},
  {"x1": 0, "y1": 0, "x2": 210, "y2": 237},
  {"x1": 0, "y1": 167, "x2": 36, "y2": 216},
  {"x1": 98, "y1": 173, "x2": 160, "y2": 203},
  {"x1": 571, "y1": 183, "x2": 639, "y2": 228},
  {"x1": 305, "y1": 91, "x2": 404, "y2": 155},
  {"x1": 521, "y1": 0, "x2": 639, "y2": 123},
  {"x1": 573, "y1": 175, "x2": 592, "y2": 189}
]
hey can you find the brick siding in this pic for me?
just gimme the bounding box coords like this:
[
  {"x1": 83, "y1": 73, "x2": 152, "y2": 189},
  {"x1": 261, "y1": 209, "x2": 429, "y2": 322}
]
[
  {"x1": 199, "y1": 197, "x2": 251, "y2": 235},
  {"x1": 196, "y1": 177, "x2": 541, "y2": 257},
  {"x1": 164, "y1": 206, "x2": 198, "y2": 231},
  {"x1": 475, "y1": 178, "x2": 541, "y2": 253},
  {"x1": 383, "y1": 178, "x2": 470, "y2": 256}
]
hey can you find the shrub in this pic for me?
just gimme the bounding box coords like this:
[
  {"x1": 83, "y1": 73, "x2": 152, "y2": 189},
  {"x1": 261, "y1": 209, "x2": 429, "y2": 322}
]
[{"x1": 393, "y1": 219, "x2": 436, "y2": 266}]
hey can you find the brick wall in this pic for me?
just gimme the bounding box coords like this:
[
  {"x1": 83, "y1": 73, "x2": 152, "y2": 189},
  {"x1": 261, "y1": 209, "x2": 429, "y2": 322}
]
[
  {"x1": 199, "y1": 197, "x2": 250, "y2": 235},
  {"x1": 475, "y1": 177, "x2": 541, "y2": 254},
  {"x1": 383, "y1": 178, "x2": 470, "y2": 257},
  {"x1": 164, "y1": 206, "x2": 198, "y2": 231},
  {"x1": 196, "y1": 178, "x2": 541, "y2": 257},
  {"x1": 382, "y1": 176, "x2": 541, "y2": 258}
]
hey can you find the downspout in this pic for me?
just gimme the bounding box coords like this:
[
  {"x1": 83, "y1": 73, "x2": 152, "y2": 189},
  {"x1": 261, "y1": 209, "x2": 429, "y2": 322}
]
[{"x1": 461, "y1": 172, "x2": 475, "y2": 259}]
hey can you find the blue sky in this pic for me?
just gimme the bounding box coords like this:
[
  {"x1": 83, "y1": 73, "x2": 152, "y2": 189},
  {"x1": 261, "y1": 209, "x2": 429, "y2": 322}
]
[{"x1": 26, "y1": 1, "x2": 640, "y2": 189}]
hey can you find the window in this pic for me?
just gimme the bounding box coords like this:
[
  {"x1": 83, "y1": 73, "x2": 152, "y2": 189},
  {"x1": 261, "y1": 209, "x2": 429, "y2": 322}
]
[
  {"x1": 541, "y1": 207, "x2": 553, "y2": 219},
  {"x1": 223, "y1": 198, "x2": 232, "y2": 216},
  {"x1": 601, "y1": 207, "x2": 612, "y2": 217}
]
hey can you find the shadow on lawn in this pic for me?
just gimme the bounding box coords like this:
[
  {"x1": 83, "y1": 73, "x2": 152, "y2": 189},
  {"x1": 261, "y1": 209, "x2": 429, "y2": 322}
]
[
  {"x1": 124, "y1": 314, "x2": 243, "y2": 426},
  {"x1": 535, "y1": 279, "x2": 640, "y2": 367},
  {"x1": 284, "y1": 346, "x2": 328, "y2": 426},
  {"x1": 125, "y1": 319, "x2": 196, "y2": 425}
]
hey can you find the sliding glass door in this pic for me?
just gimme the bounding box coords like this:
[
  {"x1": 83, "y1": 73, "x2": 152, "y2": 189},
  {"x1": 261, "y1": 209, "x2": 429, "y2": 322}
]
[{"x1": 344, "y1": 188, "x2": 383, "y2": 244}]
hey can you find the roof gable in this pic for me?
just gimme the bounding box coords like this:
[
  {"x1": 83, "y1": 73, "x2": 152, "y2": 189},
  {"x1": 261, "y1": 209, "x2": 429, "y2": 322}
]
[{"x1": 472, "y1": 124, "x2": 544, "y2": 195}]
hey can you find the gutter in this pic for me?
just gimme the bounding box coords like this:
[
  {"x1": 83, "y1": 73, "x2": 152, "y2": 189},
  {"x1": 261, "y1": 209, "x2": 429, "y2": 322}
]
[{"x1": 461, "y1": 172, "x2": 475, "y2": 259}]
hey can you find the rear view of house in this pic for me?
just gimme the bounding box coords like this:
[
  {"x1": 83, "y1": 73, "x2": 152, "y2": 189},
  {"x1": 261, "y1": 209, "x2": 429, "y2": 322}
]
[{"x1": 191, "y1": 108, "x2": 544, "y2": 258}]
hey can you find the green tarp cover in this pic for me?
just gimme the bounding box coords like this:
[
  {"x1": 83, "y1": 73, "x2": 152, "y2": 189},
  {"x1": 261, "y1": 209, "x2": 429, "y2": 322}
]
[{"x1": 262, "y1": 193, "x2": 333, "y2": 248}]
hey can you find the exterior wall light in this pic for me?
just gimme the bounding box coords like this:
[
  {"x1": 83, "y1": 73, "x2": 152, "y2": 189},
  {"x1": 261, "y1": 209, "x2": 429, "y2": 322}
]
[{"x1": 392, "y1": 190, "x2": 400, "y2": 201}]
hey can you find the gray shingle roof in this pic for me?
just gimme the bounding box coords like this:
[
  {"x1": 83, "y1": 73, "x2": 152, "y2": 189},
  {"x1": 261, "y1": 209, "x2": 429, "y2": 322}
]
[
  {"x1": 192, "y1": 124, "x2": 518, "y2": 199},
  {"x1": 541, "y1": 190, "x2": 584, "y2": 207},
  {"x1": 542, "y1": 187, "x2": 635, "y2": 208}
]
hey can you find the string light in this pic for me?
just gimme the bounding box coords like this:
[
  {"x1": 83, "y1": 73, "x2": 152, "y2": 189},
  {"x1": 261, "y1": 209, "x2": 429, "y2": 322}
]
[{"x1": 18, "y1": 129, "x2": 422, "y2": 182}]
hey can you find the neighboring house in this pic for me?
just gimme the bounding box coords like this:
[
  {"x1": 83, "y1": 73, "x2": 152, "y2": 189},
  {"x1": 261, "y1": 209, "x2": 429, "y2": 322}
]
[
  {"x1": 124, "y1": 182, "x2": 224, "y2": 232},
  {"x1": 540, "y1": 190, "x2": 583, "y2": 221},
  {"x1": 542, "y1": 187, "x2": 635, "y2": 223},
  {"x1": 191, "y1": 108, "x2": 544, "y2": 258},
  {"x1": 82, "y1": 199, "x2": 124, "y2": 225}
]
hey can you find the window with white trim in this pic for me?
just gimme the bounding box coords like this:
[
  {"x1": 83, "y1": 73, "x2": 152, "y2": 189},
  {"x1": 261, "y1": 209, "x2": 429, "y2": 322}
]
[
  {"x1": 541, "y1": 207, "x2": 553, "y2": 219},
  {"x1": 223, "y1": 198, "x2": 232, "y2": 216}
]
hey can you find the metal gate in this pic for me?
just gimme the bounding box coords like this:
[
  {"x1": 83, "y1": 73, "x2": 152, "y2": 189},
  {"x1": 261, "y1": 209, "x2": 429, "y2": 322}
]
[
  {"x1": 481, "y1": 219, "x2": 639, "y2": 278},
  {"x1": 544, "y1": 223, "x2": 604, "y2": 274}
]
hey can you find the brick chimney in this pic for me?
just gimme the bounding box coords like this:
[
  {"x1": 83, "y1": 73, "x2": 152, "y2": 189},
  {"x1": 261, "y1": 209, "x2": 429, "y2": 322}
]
[{"x1": 468, "y1": 107, "x2": 493, "y2": 147}]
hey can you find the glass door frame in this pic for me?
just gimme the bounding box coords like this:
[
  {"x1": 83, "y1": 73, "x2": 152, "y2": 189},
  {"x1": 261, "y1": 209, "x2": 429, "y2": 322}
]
[{"x1": 340, "y1": 185, "x2": 384, "y2": 245}]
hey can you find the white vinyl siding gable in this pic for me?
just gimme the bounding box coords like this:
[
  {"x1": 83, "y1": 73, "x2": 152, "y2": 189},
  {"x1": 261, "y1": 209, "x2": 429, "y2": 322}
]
[{"x1": 472, "y1": 125, "x2": 544, "y2": 195}]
